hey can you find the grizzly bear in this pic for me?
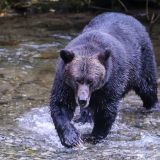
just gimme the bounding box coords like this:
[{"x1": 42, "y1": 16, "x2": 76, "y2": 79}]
[{"x1": 50, "y1": 12, "x2": 158, "y2": 148}]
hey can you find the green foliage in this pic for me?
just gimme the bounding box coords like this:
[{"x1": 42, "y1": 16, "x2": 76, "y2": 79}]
[{"x1": 0, "y1": 0, "x2": 10, "y2": 11}]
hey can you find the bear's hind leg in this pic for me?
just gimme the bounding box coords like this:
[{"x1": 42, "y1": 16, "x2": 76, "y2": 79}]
[
  {"x1": 134, "y1": 42, "x2": 158, "y2": 110},
  {"x1": 134, "y1": 79, "x2": 158, "y2": 110},
  {"x1": 74, "y1": 107, "x2": 93, "y2": 124}
]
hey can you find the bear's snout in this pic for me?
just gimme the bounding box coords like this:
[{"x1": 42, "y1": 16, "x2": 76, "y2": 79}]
[{"x1": 76, "y1": 84, "x2": 90, "y2": 107}]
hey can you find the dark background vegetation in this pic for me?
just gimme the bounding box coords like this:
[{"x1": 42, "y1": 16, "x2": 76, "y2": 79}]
[
  {"x1": 0, "y1": 0, "x2": 160, "y2": 32},
  {"x1": 0, "y1": 0, "x2": 160, "y2": 14},
  {"x1": 0, "y1": 0, "x2": 160, "y2": 44}
]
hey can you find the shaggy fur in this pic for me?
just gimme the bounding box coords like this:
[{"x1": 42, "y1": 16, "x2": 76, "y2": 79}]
[{"x1": 50, "y1": 12, "x2": 158, "y2": 147}]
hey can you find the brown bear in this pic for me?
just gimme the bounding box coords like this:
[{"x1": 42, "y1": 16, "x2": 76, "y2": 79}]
[{"x1": 50, "y1": 12, "x2": 158, "y2": 148}]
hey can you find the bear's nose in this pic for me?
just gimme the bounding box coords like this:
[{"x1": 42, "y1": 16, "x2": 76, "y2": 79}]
[{"x1": 78, "y1": 99, "x2": 87, "y2": 107}]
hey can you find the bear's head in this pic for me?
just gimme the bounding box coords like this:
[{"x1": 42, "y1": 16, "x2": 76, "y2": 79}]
[{"x1": 60, "y1": 49, "x2": 111, "y2": 107}]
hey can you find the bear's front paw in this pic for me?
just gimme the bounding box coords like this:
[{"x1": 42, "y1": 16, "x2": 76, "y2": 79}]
[{"x1": 60, "y1": 125, "x2": 82, "y2": 148}]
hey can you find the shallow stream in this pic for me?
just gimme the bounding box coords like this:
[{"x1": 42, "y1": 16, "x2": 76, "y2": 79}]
[{"x1": 0, "y1": 14, "x2": 160, "y2": 160}]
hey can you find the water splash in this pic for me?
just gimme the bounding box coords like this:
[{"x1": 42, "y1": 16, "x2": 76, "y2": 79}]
[{"x1": 17, "y1": 106, "x2": 93, "y2": 148}]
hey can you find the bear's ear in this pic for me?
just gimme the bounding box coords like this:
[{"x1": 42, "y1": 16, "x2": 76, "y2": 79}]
[
  {"x1": 98, "y1": 49, "x2": 111, "y2": 65},
  {"x1": 60, "y1": 50, "x2": 74, "y2": 63}
]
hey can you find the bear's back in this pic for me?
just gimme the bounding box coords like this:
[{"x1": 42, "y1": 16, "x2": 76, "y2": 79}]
[
  {"x1": 83, "y1": 13, "x2": 148, "y2": 47},
  {"x1": 83, "y1": 13, "x2": 145, "y2": 34}
]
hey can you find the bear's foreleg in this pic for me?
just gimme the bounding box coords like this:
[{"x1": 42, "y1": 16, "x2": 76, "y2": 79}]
[
  {"x1": 83, "y1": 102, "x2": 118, "y2": 143},
  {"x1": 51, "y1": 105, "x2": 81, "y2": 147}
]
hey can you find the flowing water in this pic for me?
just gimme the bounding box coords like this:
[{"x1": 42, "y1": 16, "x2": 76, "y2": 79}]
[{"x1": 0, "y1": 15, "x2": 160, "y2": 160}]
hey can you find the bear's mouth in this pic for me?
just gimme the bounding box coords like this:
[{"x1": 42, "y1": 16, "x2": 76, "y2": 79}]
[{"x1": 75, "y1": 96, "x2": 90, "y2": 108}]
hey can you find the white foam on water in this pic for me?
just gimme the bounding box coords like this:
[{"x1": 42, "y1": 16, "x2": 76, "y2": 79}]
[
  {"x1": 51, "y1": 34, "x2": 72, "y2": 40},
  {"x1": 20, "y1": 42, "x2": 60, "y2": 51},
  {"x1": 17, "y1": 106, "x2": 93, "y2": 149}
]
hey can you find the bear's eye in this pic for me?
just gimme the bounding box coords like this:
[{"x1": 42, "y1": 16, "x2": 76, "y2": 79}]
[
  {"x1": 86, "y1": 79, "x2": 93, "y2": 85},
  {"x1": 75, "y1": 78, "x2": 84, "y2": 84}
]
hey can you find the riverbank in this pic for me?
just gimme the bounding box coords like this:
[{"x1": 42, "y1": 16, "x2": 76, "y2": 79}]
[
  {"x1": 0, "y1": 12, "x2": 159, "y2": 64},
  {"x1": 0, "y1": 12, "x2": 93, "y2": 45}
]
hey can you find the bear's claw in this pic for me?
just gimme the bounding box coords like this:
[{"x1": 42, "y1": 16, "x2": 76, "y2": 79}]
[{"x1": 60, "y1": 125, "x2": 81, "y2": 148}]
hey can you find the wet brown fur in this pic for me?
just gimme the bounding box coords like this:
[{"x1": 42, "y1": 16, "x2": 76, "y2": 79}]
[{"x1": 65, "y1": 55, "x2": 106, "y2": 90}]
